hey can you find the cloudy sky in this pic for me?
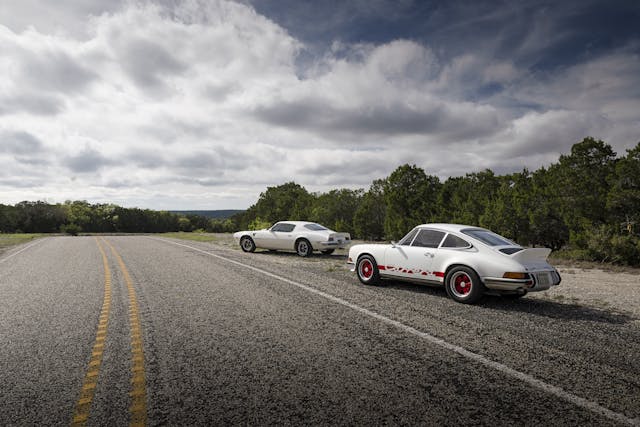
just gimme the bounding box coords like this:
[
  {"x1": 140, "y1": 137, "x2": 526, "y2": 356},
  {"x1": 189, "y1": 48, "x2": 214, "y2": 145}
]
[{"x1": 1, "y1": 0, "x2": 639, "y2": 209}]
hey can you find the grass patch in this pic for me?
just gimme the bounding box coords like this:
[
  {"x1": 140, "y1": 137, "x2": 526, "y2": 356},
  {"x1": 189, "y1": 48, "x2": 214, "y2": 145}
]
[{"x1": 0, "y1": 234, "x2": 49, "y2": 251}]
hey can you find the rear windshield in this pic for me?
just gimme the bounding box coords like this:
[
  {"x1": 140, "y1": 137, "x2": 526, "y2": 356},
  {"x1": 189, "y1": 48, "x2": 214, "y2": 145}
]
[
  {"x1": 304, "y1": 223, "x2": 328, "y2": 231},
  {"x1": 462, "y1": 229, "x2": 517, "y2": 247}
]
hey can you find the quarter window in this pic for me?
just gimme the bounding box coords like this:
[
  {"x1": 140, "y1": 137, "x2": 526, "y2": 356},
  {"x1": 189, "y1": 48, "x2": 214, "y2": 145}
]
[
  {"x1": 411, "y1": 230, "x2": 445, "y2": 248},
  {"x1": 441, "y1": 233, "x2": 471, "y2": 248}
]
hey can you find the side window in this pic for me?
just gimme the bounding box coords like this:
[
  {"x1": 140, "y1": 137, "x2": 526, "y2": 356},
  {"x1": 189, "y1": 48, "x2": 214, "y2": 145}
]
[
  {"x1": 271, "y1": 223, "x2": 295, "y2": 232},
  {"x1": 441, "y1": 233, "x2": 471, "y2": 248},
  {"x1": 411, "y1": 230, "x2": 445, "y2": 248},
  {"x1": 398, "y1": 228, "x2": 419, "y2": 245}
]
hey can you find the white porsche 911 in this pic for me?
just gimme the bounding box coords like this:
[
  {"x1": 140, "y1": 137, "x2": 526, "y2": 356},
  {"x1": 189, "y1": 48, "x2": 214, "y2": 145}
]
[
  {"x1": 347, "y1": 223, "x2": 561, "y2": 304},
  {"x1": 234, "y1": 221, "x2": 351, "y2": 257}
]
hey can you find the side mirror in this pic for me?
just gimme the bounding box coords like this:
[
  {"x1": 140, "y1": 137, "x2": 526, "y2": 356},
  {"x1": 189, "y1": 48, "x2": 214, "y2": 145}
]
[{"x1": 391, "y1": 241, "x2": 397, "y2": 248}]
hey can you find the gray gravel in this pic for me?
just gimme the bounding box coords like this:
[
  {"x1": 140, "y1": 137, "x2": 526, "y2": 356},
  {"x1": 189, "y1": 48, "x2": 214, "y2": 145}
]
[{"x1": 1, "y1": 236, "x2": 638, "y2": 426}]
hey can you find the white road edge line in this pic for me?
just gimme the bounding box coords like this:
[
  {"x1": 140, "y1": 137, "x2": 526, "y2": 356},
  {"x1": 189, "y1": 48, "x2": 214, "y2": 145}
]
[
  {"x1": 0, "y1": 238, "x2": 45, "y2": 264},
  {"x1": 155, "y1": 237, "x2": 639, "y2": 426}
]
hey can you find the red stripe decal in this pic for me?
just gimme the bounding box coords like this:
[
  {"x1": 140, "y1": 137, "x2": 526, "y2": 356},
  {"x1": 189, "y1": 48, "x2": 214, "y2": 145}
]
[
  {"x1": 435, "y1": 272, "x2": 445, "y2": 277},
  {"x1": 378, "y1": 265, "x2": 386, "y2": 270},
  {"x1": 421, "y1": 272, "x2": 428, "y2": 276}
]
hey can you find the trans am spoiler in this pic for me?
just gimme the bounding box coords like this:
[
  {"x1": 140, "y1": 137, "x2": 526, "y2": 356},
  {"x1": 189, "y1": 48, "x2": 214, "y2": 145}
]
[{"x1": 510, "y1": 247, "x2": 552, "y2": 263}]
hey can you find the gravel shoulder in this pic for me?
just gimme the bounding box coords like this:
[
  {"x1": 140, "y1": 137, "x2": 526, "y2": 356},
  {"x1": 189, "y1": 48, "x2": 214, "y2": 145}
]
[{"x1": 206, "y1": 233, "x2": 640, "y2": 320}]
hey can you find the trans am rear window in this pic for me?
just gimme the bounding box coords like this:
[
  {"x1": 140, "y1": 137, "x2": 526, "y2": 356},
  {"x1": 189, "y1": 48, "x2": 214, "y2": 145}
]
[{"x1": 304, "y1": 223, "x2": 328, "y2": 231}]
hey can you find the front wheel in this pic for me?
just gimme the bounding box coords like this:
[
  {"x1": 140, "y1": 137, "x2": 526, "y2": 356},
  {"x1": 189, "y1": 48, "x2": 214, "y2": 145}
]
[
  {"x1": 356, "y1": 255, "x2": 380, "y2": 285},
  {"x1": 296, "y1": 239, "x2": 313, "y2": 257},
  {"x1": 444, "y1": 266, "x2": 484, "y2": 304},
  {"x1": 240, "y1": 236, "x2": 256, "y2": 253}
]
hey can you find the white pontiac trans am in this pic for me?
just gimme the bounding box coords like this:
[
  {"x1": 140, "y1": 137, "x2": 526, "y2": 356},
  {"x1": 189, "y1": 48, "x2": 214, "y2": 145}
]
[
  {"x1": 347, "y1": 223, "x2": 561, "y2": 304},
  {"x1": 234, "y1": 221, "x2": 351, "y2": 257}
]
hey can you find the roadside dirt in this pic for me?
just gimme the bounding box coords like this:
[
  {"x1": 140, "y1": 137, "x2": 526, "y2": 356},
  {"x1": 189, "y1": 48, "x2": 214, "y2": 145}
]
[{"x1": 529, "y1": 265, "x2": 640, "y2": 318}]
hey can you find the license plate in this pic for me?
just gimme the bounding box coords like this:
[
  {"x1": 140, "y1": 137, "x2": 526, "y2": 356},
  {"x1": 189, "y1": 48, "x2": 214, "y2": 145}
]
[{"x1": 536, "y1": 272, "x2": 551, "y2": 286}]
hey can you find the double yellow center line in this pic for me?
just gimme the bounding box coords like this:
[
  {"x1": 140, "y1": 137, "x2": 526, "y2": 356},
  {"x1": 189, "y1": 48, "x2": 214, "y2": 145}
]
[{"x1": 72, "y1": 237, "x2": 147, "y2": 426}]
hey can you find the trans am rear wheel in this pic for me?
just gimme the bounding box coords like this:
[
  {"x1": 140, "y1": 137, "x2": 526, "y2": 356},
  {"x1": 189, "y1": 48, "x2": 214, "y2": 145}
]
[
  {"x1": 356, "y1": 255, "x2": 380, "y2": 285},
  {"x1": 296, "y1": 239, "x2": 313, "y2": 257},
  {"x1": 445, "y1": 266, "x2": 483, "y2": 304},
  {"x1": 240, "y1": 236, "x2": 256, "y2": 253}
]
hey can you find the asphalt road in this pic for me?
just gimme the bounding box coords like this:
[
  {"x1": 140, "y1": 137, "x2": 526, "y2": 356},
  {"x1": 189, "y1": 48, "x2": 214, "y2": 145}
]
[{"x1": 0, "y1": 236, "x2": 638, "y2": 426}]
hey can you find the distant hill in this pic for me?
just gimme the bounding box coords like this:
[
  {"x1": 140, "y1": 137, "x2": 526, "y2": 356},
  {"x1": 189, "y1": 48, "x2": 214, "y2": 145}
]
[{"x1": 170, "y1": 210, "x2": 244, "y2": 219}]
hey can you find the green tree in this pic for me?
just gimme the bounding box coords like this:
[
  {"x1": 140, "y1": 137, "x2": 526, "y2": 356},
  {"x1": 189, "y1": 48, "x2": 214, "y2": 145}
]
[
  {"x1": 353, "y1": 179, "x2": 386, "y2": 240},
  {"x1": 310, "y1": 188, "x2": 362, "y2": 235},
  {"x1": 480, "y1": 171, "x2": 532, "y2": 244},
  {"x1": 551, "y1": 137, "x2": 616, "y2": 246},
  {"x1": 383, "y1": 164, "x2": 441, "y2": 240},
  {"x1": 527, "y1": 168, "x2": 569, "y2": 250},
  {"x1": 607, "y1": 142, "x2": 640, "y2": 233},
  {"x1": 252, "y1": 182, "x2": 314, "y2": 223}
]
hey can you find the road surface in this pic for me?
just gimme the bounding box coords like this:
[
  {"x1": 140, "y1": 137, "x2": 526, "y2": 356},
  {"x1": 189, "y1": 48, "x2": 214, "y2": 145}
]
[{"x1": 0, "y1": 236, "x2": 638, "y2": 426}]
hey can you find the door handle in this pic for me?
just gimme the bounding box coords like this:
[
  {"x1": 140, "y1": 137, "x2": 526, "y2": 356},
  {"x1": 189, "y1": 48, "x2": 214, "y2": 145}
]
[{"x1": 424, "y1": 252, "x2": 434, "y2": 258}]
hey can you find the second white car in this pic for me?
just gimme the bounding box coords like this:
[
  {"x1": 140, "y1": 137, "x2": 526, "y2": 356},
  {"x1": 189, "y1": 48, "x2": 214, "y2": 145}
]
[{"x1": 234, "y1": 221, "x2": 351, "y2": 257}]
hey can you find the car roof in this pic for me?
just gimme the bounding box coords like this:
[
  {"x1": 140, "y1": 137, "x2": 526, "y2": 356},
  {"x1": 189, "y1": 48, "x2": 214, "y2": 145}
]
[
  {"x1": 416, "y1": 223, "x2": 485, "y2": 233},
  {"x1": 275, "y1": 221, "x2": 318, "y2": 226}
]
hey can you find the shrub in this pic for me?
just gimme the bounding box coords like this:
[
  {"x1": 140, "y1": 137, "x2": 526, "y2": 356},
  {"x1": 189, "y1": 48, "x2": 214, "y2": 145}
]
[{"x1": 61, "y1": 223, "x2": 82, "y2": 236}]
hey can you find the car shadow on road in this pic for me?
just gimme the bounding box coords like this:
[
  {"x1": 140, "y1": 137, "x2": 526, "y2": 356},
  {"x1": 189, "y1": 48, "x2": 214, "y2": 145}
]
[
  {"x1": 381, "y1": 280, "x2": 634, "y2": 325},
  {"x1": 480, "y1": 296, "x2": 635, "y2": 325}
]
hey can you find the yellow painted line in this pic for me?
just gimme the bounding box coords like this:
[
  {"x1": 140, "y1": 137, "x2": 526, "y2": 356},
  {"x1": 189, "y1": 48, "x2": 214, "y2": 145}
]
[
  {"x1": 71, "y1": 238, "x2": 112, "y2": 427},
  {"x1": 102, "y1": 238, "x2": 148, "y2": 427}
]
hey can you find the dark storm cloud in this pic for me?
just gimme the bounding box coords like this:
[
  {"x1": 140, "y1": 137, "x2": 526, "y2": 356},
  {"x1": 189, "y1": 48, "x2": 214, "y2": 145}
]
[
  {"x1": 63, "y1": 147, "x2": 113, "y2": 173},
  {"x1": 118, "y1": 38, "x2": 187, "y2": 89},
  {"x1": 253, "y1": 98, "x2": 500, "y2": 140}
]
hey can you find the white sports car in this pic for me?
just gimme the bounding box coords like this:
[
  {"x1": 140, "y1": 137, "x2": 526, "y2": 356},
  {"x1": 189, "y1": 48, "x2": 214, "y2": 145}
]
[
  {"x1": 347, "y1": 223, "x2": 561, "y2": 304},
  {"x1": 234, "y1": 221, "x2": 351, "y2": 257}
]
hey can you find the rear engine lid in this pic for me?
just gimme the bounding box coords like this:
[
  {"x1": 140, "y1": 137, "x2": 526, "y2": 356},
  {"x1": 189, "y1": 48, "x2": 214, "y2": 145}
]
[{"x1": 511, "y1": 247, "x2": 552, "y2": 264}]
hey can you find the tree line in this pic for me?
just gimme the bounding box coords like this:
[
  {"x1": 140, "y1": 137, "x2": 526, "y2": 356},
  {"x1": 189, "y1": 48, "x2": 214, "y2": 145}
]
[
  {"x1": 0, "y1": 201, "x2": 237, "y2": 235},
  {"x1": 235, "y1": 137, "x2": 640, "y2": 266},
  {"x1": 1, "y1": 137, "x2": 639, "y2": 265}
]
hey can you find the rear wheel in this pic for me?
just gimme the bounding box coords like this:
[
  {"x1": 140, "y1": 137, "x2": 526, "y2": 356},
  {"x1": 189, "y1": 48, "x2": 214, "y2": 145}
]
[
  {"x1": 296, "y1": 239, "x2": 313, "y2": 257},
  {"x1": 356, "y1": 255, "x2": 380, "y2": 285},
  {"x1": 240, "y1": 236, "x2": 256, "y2": 253},
  {"x1": 321, "y1": 249, "x2": 335, "y2": 255},
  {"x1": 444, "y1": 266, "x2": 484, "y2": 304}
]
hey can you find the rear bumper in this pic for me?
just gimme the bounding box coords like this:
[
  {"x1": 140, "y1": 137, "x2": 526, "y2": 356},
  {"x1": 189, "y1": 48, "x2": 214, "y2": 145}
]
[
  {"x1": 317, "y1": 240, "x2": 350, "y2": 250},
  {"x1": 483, "y1": 270, "x2": 561, "y2": 292}
]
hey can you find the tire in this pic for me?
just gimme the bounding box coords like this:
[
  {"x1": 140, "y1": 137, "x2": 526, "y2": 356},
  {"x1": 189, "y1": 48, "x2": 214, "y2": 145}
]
[
  {"x1": 321, "y1": 249, "x2": 335, "y2": 255},
  {"x1": 356, "y1": 255, "x2": 381, "y2": 285},
  {"x1": 296, "y1": 239, "x2": 313, "y2": 257},
  {"x1": 444, "y1": 266, "x2": 484, "y2": 304},
  {"x1": 240, "y1": 236, "x2": 256, "y2": 253}
]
